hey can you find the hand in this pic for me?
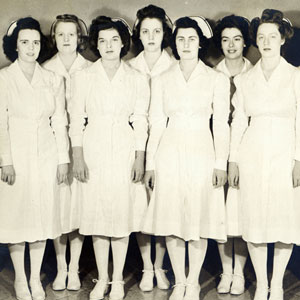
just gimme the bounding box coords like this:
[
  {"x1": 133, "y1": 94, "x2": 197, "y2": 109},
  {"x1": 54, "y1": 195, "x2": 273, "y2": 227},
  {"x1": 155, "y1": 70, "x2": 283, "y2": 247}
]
[
  {"x1": 131, "y1": 151, "x2": 145, "y2": 183},
  {"x1": 144, "y1": 170, "x2": 155, "y2": 191},
  {"x1": 57, "y1": 163, "x2": 69, "y2": 185},
  {"x1": 293, "y1": 160, "x2": 300, "y2": 188},
  {"x1": 1, "y1": 165, "x2": 16, "y2": 185},
  {"x1": 72, "y1": 147, "x2": 89, "y2": 183},
  {"x1": 228, "y1": 162, "x2": 239, "y2": 189},
  {"x1": 212, "y1": 168, "x2": 227, "y2": 188}
]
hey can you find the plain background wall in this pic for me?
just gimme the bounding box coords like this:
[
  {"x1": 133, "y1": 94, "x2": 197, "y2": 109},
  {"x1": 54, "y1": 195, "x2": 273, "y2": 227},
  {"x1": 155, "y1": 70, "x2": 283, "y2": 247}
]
[{"x1": 0, "y1": 0, "x2": 300, "y2": 68}]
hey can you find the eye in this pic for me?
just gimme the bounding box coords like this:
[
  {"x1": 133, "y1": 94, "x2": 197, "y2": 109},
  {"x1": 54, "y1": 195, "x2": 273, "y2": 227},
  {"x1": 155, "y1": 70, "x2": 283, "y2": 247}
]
[
  {"x1": 141, "y1": 30, "x2": 148, "y2": 35},
  {"x1": 34, "y1": 41, "x2": 40, "y2": 45},
  {"x1": 21, "y1": 40, "x2": 28, "y2": 45},
  {"x1": 221, "y1": 38, "x2": 228, "y2": 43},
  {"x1": 98, "y1": 39, "x2": 105, "y2": 43},
  {"x1": 155, "y1": 29, "x2": 161, "y2": 34},
  {"x1": 177, "y1": 37, "x2": 184, "y2": 42},
  {"x1": 257, "y1": 35, "x2": 264, "y2": 40},
  {"x1": 112, "y1": 37, "x2": 119, "y2": 42},
  {"x1": 234, "y1": 37, "x2": 242, "y2": 42},
  {"x1": 57, "y1": 33, "x2": 63, "y2": 37}
]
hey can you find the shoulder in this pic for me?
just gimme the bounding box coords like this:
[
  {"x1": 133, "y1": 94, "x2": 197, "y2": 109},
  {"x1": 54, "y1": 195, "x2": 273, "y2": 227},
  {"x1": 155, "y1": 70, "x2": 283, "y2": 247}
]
[{"x1": 42, "y1": 54, "x2": 58, "y2": 72}]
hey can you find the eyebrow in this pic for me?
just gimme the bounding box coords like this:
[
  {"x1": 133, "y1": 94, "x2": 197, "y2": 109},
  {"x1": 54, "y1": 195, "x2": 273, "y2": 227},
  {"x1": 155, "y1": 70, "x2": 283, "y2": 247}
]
[
  {"x1": 221, "y1": 35, "x2": 243, "y2": 38},
  {"x1": 176, "y1": 35, "x2": 198, "y2": 38}
]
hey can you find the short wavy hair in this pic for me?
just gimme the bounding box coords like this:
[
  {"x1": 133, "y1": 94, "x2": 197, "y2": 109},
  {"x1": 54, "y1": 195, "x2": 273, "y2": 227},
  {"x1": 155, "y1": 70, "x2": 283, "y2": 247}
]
[
  {"x1": 132, "y1": 4, "x2": 172, "y2": 54},
  {"x1": 214, "y1": 15, "x2": 250, "y2": 55},
  {"x1": 3, "y1": 17, "x2": 48, "y2": 62},
  {"x1": 50, "y1": 14, "x2": 88, "y2": 53},
  {"x1": 172, "y1": 17, "x2": 209, "y2": 60},
  {"x1": 89, "y1": 16, "x2": 130, "y2": 58},
  {"x1": 250, "y1": 9, "x2": 293, "y2": 48}
]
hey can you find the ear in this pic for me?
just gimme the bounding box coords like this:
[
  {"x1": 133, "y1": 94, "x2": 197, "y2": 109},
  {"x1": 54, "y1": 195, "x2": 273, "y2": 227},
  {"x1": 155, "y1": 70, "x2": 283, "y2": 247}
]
[{"x1": 281, "y1": 38, "x2": 285, "y2": 46}]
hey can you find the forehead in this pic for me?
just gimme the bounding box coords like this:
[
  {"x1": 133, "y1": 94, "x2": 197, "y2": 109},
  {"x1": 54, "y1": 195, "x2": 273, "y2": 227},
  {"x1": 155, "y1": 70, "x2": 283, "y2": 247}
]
[
  {"x1": 18, "y1": 29, "x2": 40, "y2": 40},
  {"x1": 55, "y1": 21, "x2": 77, "y2": 33},
  {"x1": 176, "y1": 27, "x2": 198, "y2": 37},
  {"x1": 257, "y1": 22, "x2": 279, "y2": 34},
  {"x1": 98, "y1": 28, "x2": 120, "y2": 39},
  {"x1": 140, "y1": 17, "x2": 163, "y2": 29},
  {"x1": 221, "y1": 27, "x2": 243, "y2": 37}
]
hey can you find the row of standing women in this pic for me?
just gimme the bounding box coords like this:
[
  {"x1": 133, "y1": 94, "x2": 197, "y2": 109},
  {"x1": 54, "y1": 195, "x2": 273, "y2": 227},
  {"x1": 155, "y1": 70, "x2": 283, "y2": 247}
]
[{"x1": 0, "y1": 4, "x2": 299, "y2": 300}]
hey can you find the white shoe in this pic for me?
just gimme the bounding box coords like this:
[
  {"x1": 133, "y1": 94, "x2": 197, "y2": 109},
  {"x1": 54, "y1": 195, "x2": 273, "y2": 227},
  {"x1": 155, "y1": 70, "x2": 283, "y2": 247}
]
[
  {"x1": 52, "y1": 269, "x2": 67, "y2": 291},
  {"x1": 89, "y1": 279, "x2": 109, "y2": 300},
  {"x1": 217, "y1": 273, "x2": 232, "y2": 294},
  {"x1": 269, "y1": 287, "x2": 284, "y2": 300},
  {"x1": 230, "y1": 274, "x2": 245, "y2": 295},
  {"x1": 29, "y1": 280, "x2": 45, "y2": 300},
  {"x1": 14, "y1": 280, "x2": 32, "y2": 300},
  {"x1": 170, "y1": 283, "x2": 186, "y2": 300},
  {"x1": 254, "y1": 286, "x2": 269, "y2": 300},
  {"x1": 67, "y1": 270, "x2": 81, "y2": 291},
  {"x1": 184, "y1": 283, "x2": 200, "y2": 300},
  {"x1": 109, "y1": 280, "x2": 125, "y2": 300},
  {"x1": 139, "y1": 269, "x2": 154, "y2": 292},
  {"x1": 155, "y1": 269, "x2": 170, "y2": 290}
]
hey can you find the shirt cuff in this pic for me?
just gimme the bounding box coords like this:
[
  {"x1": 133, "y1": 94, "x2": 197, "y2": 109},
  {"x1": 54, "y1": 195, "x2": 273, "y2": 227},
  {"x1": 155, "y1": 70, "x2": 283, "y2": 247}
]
[
  {"x1": 146, "y1": 158, "x2": 155, "y2": 171},
  {"x1": 0, "y1": 154, "x2": 13, "y2": 167},
  {"x1": 70, "y1": 136, "x2": 83, "y2": 147},
  {"x1": 135, "y1": 139, "x2": 147, "y2": 152},
  {"x1": 228, "y1": 152, "x2": 238, "y2": 163},
  {"x1": 58, "y1": 153, "x2": 70, "y2": 165},
  {"x1": 214, "y1": 159, "x2": 227, "y2": 171}
]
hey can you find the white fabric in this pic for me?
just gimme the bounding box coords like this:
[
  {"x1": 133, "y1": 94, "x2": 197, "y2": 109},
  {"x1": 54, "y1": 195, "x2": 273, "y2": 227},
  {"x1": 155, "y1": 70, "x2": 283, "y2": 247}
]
[
  {"x1": 69, "y1": 59, "x2": 150, "y2": 237},
  {"x1": 230, "y1": 57, "x2": 300, "y2": 243},
  {"x1": 0, "y1": 60, "x2": 69, "y2": 243},
  {"x1": 142, "y1": 60, "x2": 230, "y2": 241},
  {"x1": 43, "y1": 53, "x2": 91, "y2": 233},
  {"x1": 215, "y1": 57, "x2": 253, "y2": 237}
]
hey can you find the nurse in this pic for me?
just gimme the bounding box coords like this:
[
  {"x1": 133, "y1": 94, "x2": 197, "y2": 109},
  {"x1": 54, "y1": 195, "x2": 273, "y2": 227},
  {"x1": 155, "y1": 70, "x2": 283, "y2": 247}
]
[
  {"x1": 213, "y1": 15, "x2": 252, "y2": 295},
  {"x1": 0, "y1": 17, "x2": 69, "y2": 300},
  {"x1": 69, "y1": 16, "x2": 149, "y2": 300},
  {"x1": 129, "y1": 4, "x2": 173, "y2": 292},
  {"x1": 229, "y1": 9, "x2": 300, "y2": 300},
  {"x1": 143, "y1": 16, "x2": 230, "y2": 300},
  {"x1": 43, "y1": 14, "x2": 91, "y2": 292}
]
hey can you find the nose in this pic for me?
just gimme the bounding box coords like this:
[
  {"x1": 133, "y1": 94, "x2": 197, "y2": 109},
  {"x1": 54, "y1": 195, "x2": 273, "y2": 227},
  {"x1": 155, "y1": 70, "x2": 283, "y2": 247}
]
[
  {"x1": 107, "y1": 40, "x2": 112, "y2": 48},
  {"x1": 29, "y1": 42, "x2": 34, "y2": 50},
  {"x1": 184, "y1": 39, "x2": 189, "y2": 48},
  {"x1": 229, "y1": 39, "x2": 234, "y2": 47},
  {"x1": 149, "y1": 32, "x2": 154, "y2": 40},
  {"x1": 64, "y1": 34, "x2": 69, "y2": 42},
  {"x1": 263, "y1": 37, "x2": 269, "y2": 46}
]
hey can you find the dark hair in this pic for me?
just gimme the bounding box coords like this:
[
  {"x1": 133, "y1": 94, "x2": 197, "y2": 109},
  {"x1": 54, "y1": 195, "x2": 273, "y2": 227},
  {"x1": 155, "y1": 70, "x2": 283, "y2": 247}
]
[
  {"x1": 214, "y1": 15, "x2": 250, "y2": 55},
  {"x1": 3, "y1": 17, "x2": 48, "y2": 62},
  {"x1": 172, "y1": 17, "x2": 209, "y2": 60},
  {"x1": 132, "y1": 4, "x2": 172, "y2": 54},
  {"x1": 50, "y1": 14, "x2": 88, "y2": 53},
  {"x1": 250, "y1": 9, "x2": 294, "y2": 48},
  {"x1": 89, "y1": 16, "x2": 130, "y2": 58}
]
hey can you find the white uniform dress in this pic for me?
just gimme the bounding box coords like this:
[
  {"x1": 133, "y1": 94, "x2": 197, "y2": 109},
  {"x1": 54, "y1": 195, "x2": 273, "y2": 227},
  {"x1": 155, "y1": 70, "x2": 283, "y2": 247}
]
[
  {"x1": 143, "y1": 60, "x2": 230, "y2": 242},
  {"x1": 69, "y1": 59, "x2": 150, "y2": 237},
  {"x1": 215, "y1": 58, "x2": 252, "y2": 236},
  {"x1": 229, "y1": 57, "x2": 300, "y2": 244},
  {"x1": 0, "y1": 60, "x2": 69, "y2": 243},
  {"x1": 43, "y1": 53, "x2": 91, "y2": 233},
  {"x1": 128, "y1": 49, "x2": 174, "y2": 225}
]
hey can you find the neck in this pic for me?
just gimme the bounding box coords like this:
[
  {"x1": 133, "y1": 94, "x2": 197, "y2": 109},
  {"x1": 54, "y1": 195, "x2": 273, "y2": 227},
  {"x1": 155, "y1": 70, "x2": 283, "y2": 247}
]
[
  {"x1": 143, "y1": 49, "x2": 162, "y2": 71},
  {"x1": 179, "y1": 57, "x2": 198, "y2": 70},
  {"x1": 58, "y1": 51, "x2": 77, "y2": 71},
  {"x1": 17, "y1": 59, "x2": 36, "y2": 72},
  {"x1": 225, "y1": 56, "x2": 245, "y2": 76},
  {"x1": 261, "y1": 55, "x2": 281, "y2": 71},
  {"x1": 102, "y1": 58, "x2": 121, "y2": 69}
]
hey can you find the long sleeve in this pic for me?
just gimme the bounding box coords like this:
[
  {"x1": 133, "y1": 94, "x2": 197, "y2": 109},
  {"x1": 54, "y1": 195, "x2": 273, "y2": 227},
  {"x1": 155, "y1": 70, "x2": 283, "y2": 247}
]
[
  {"x1": 0, "y1": 73, "x2": 13, "y2": 167},
  {"x1": 294, "y1": 69, "x2": 300, "y2": 161},
  {"x1": 69, "y1": 70, "x2": 88, "y2": 147},
  {"x1": 212, "y1": 72, "x2": 230, "y2": 171},
  {"x1": 50, "y1": 73, "x2": 70, "y2": 164},
  {"x1": 146, "y1": 75, "x2": 168, "y2": 171},
  {"x1": 129, "y1": 73, "x2": 150, "y2": 151},
  {"x1": 229, "y1": 74, "x2": 249, "y2": 162}
]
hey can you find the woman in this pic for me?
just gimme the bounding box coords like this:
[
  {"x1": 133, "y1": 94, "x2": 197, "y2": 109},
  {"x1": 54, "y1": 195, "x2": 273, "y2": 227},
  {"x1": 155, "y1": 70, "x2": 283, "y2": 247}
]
[
  {"x1": 69, "y1": 16, "x2": 149, "y2": 300},
  {"x1": 129, "y1": 4, "x2": 173, "y2": 292},
  {"x1": 143, "y1": 17, "x2": 230, "y2": 300},
  {"x1": 213, "y1": 15, "x2": 252, "y2": 295},
  {"x1": 0, "y1": 17, "x2": 69, "y2": 300},
  {"x1": 43, "y1": 14, "x2": 91, "y2": 292},
  {"x1": 229, "y1": 9, "x2": 300, "y2": 300}
]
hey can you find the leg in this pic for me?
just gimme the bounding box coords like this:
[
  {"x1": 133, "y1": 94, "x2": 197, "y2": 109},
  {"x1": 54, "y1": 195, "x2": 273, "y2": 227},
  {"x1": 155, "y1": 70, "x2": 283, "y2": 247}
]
[
  {"x1": 269, "y1": 242, "x2": 293, "y2": 300},
  {"x1": 67, "y1": 230, "x2": 84, "y2": 290},
  {"x1": 52, "y1": 234, "x2": 68, "y2": 290},
  {"x1": 89, "y1": 235, "x2": 110, "y2": 300},
  {"x1": 110, "y1": 236, "x2": 129, "y2": 300},
  {"x1": 166, "y1": 236, "x2": 186, "y2": 300},
  {"x1": 154, "y1": 236, "x2": 169, "y2": 289},
  {"x1": 230, "y1": 238, "x2": 248, "y2": 295},
  {"x1": 136, "y1": 233, "x2": 154, "y2": 291},
  {"x1": 8, "y1": 243, "x2": 31, "y2": 300},
  {"x1": 29, "y1": 240, "x2": 47, "y2": 300},
  {"x1": 217, "y1": 239, "x2": 233, "y2": 293},
  {"x1": 247, "y1": 242, "x2": 269, "y2": 300}
]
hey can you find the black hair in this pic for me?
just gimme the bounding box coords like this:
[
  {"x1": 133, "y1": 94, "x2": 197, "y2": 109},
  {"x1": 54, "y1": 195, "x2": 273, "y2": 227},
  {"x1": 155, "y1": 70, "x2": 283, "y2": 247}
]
[
  {"x1": 250, "y1": 9, "x2": 293, "y2": 48},
  {"x1": 132, "y1": 4, "x2": 172, "y2": 54},
  {"x1": 3, "y1": 17, "x2": 48, "y2": 62},
  {"x1": 214, "y1": 15, "x2": 250, "y2": 55},
  {"x1": 171, "y1": 17, "x2": 209, "y2": 60},
  {"x1": 89, "y1": 16, "x2": 130, "y2": 58}
]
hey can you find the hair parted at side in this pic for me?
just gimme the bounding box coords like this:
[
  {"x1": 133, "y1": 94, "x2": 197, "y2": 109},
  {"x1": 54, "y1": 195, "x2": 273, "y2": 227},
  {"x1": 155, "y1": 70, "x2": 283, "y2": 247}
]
[
  {"x1": 132, "y1": 4, "x2": 172, "y2": 53},
  {"x1": 250, "y1": 9, "x2": 294, "y2": 47},
  {"x1": 3, "y1": 17, "x2": 48, "y2": 62},
  {"x1": 214, "y1": 15, "x2": 250, "y2": 54},
  {"x1": 172, "y1": 17, "x2": 209, "y2": 60},
  {"x1": 50, "y1": 14, "x2": 88, "y2": 53},
  {"x1": 89, "y1": 16, "x2": 130, "y2": 58}
]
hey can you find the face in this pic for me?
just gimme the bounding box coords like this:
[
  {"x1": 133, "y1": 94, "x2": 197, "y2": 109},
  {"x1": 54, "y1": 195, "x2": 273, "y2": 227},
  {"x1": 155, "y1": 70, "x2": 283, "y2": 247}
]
[
  {"x1": 55, "y1": 22, "x2": 78, "y2": 54},
  {"x1": 175, "y1": 27, "x2": 200, "y2": 60},
  {"x1": 97, "y1": 28, "x2": 123, "y2": 61},
  {"x1": 17, "y1": 29, "x2": 41, "y2": 63},
  {"x1": 256, "y1": 23, "x2": 284, "y2": 58},
  {"x1": 139, "y1": 17, "x2": 163, "y2": 52},
  {"x1": 221, "y1": 27, "x2": 244, "y2": 60}
]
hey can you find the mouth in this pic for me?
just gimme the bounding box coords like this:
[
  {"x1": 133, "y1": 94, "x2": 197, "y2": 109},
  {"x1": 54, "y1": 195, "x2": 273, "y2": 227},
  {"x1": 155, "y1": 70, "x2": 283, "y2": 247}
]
[
  {"x1": 227, "y1": 50, "x2": 237, "y2": 54},
  {"x1": 26, "y1": 53, "x2": 35, "y2": 57},
  {"x1": 106, "y1": 50, "x2": 114, "y2": 54},
  {"x1": 263, "y1": 48, "x2": 271, "y2": 51},
  {"x1": 183, "y1": 50, "x2": 191, "y2": 53},
  {"x1": 148, "y1": 42, "x2": 155, "y2": 46},
  {"x1": 63, "y1": 44, "x2": 70, "y2": 46}
]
